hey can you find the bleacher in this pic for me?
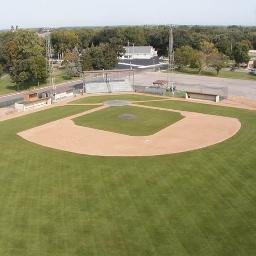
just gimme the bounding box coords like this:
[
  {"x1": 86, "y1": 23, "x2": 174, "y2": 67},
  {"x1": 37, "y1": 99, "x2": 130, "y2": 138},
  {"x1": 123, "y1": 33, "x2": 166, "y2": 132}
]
[
  {"x1": 85, "y1": 81, "x2": 109, "y2": 94},
  {"x1": 86, "y1": 79, "x2": 134, "y2": 94},
  {"x1": 110, "y1": 79, "x2": 133, "y2": 92}
]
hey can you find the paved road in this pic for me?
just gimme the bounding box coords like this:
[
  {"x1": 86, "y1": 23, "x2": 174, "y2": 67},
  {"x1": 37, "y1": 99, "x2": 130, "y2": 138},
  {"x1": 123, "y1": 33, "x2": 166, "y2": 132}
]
[
  {"x1": 0, "y1": 80, "x2": 83, "y2": 107},
  {"x1": 1, "y1": 71, "x2": 256, "y2": 107},
  {"x1": 135, "y1": 72, "x2": 256, "y2": 100}
]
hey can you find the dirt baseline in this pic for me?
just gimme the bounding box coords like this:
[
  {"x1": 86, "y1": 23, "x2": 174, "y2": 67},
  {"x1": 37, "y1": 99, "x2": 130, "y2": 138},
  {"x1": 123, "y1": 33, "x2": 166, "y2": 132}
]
[{"x1": 18, "y1": 105, "x2": 241, "y2": 156}]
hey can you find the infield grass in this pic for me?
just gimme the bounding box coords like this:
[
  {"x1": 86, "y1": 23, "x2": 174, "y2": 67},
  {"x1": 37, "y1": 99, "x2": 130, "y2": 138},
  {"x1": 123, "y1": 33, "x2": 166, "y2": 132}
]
[
  {"x1": 0, "y1": 97, "x2": 255, "y2": 255},
  {"x1": 73, "y1": 105, "x2": 183, "y2": 136}
]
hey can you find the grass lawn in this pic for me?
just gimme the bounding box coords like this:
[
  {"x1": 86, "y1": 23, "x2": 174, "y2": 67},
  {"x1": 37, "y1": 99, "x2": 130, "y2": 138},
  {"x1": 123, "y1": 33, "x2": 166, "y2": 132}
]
[
  {"x1": 176, "y1": 68, "x2": 256, "y2": 81},
  {"x1": 0, "y1": 70, "x2": 81, "y2": 96},
  {"x1": 0, "y1": 75, "x2": 16, "y2": 95},
  {"x1": 70, "y1": 94, "x2": 166, "y2": 104},
  {"x1": 73, "y1": 105, "x2": 183, "y2": 136},
  {"x1": 0, "y1": 98, "x2": 255, "y2": 255}
]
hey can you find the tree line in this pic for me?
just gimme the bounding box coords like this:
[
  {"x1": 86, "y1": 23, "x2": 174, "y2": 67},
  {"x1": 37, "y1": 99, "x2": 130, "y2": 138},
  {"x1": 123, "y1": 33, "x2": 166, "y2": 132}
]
[{"x1": 0, "y1": 25, "x2": 255, "y2": 87}]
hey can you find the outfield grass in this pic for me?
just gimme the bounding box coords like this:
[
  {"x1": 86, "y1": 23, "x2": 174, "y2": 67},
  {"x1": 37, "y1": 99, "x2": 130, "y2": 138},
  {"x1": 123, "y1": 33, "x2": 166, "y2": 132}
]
[
  {"x1": 176, "y1": 68, "x2": 256, "y2": 81},
  {"x1": 73, "y1": 105, "x2": 183, "y2": 136},
  {"x1": 0, "y1": 99, "x2": 255, "y2": 255},
  {"x1": 70, "y1": 94, "x2": 166, "y2": 104}
]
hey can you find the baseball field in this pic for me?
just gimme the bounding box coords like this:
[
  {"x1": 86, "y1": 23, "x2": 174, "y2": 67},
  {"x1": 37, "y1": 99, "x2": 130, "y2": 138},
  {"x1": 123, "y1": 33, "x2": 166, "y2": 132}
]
[{"x1": 0, "y1": 93, "x2": 255, "y2": 255}]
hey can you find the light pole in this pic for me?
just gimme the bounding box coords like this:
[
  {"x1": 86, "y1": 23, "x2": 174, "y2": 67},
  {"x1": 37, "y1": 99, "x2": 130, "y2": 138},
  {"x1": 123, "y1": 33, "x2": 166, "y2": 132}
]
[{"x1": 168, "y1": 26, "x2": 175, "y2": 95}]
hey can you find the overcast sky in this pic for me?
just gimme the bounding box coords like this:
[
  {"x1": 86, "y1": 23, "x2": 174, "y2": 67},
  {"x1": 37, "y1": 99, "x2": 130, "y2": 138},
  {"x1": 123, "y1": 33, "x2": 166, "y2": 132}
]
[{"x1": 0, "y1": 0, "x2": 255, "y2": 29}]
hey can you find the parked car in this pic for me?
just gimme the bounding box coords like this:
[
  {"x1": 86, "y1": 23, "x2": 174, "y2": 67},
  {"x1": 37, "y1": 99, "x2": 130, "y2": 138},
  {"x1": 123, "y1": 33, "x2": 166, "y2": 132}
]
[
  {"x1": 249, "y1": 69, "x2": 256, "y2": 75},
  {"x1": 230, "y1": 66, "x2": 239, "y2": 71}
]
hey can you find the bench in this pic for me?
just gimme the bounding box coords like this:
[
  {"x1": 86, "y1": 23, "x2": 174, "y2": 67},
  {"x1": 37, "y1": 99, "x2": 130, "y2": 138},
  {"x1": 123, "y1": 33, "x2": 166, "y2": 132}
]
[{"x1": 185, "y1": 91, "x2": 220, "y2": 103}]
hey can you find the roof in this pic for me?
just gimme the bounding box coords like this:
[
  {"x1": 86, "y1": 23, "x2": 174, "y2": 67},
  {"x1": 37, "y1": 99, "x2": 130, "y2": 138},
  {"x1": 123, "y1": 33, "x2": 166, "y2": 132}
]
[
  {"x1": 119, "y1": 57, "x2": 160, "y2": 66},
  {"x1": 117, "y1": 57, "x2": 167, "y2": 70},
  {"x1": 124, "y1": 46, "x2": 154, "y2": 54}
]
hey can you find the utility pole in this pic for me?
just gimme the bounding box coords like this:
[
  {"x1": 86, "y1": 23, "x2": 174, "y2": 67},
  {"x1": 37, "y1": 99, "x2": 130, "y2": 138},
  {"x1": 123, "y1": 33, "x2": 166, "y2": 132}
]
[
  {"x1": 46, "y1": 31, "x2": 55, "y2": 97},
  {"x1": 132, "y1": 43, "x2": 135, "y2": 70},
  {"x1": 127, "y1": 41, "x2": 132, "y2": 70},
  {"x1": 168, "y1": 26, "x2": 175, "y2": 94}
]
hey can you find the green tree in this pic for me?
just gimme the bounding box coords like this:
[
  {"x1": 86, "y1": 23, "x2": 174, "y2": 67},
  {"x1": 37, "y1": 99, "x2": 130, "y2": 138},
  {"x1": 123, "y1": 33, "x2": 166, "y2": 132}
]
[
  {"x1": 233, "y1": 42, "x2": 250, "y2": 66},
  {"x1": 146, "y1": 27, "x2": 169, "y2": 56},
  {"x1": 175, "y1": 46, "x2": 195, "y2": 69},
  {"x1": 200, "y1": 40, "x2": 218, "y2": 66},
  {"x1": 89, "y1": 45, "x2": 105, "y2": 70},
  {"x1": 213, "y1": 35, "x2": 233, "y2": 58},
  {"x1": 81, "y1": 43, "x2": 120, "y2": 71},
  {"x1": 77, "y1": 29, "x2": 95, "y2": 50},
  {"x1": 0, "y1": 64, "x2": 3, "y2": 77},
  {"x1": 51, "y1": 30, "x2": 79, "y2": 56},
  {"x1": 2, "y1": 30, "x2": 48, "y2": 86},
  {"x1": 175, "y1": 46, "x2": 205, "y2": 73},
  {"x1": 253, "y1": 35, "x2": 256, "y2": 50},
  {"x1": 101, "y1": 43, "x2": 120, "y2": 70},
  {"x1": 30, "y1": 55, "x2": 48, "y2": 82},
  {"x1": 63, "y1": 48, "x2": 81, "y2": 79},
  {"x1": 209, "y1": 52, "x2": 229, "y2": 75},
  {"x1": 190, "y1": 50, "x2": 205, "y2": 73},
  {"x1": 81, "y1": 50, "x2": 93, "y2": 71}
]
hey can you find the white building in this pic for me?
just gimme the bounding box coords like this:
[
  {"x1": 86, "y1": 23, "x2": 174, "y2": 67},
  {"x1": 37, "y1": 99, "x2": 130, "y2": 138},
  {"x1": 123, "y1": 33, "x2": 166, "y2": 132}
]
[
  {"x1": 118, "y1": 46, "x2": 166, "y2": 70},
  {"x1": 121, "y1": 46, "x2": 158, "y2": 60}
]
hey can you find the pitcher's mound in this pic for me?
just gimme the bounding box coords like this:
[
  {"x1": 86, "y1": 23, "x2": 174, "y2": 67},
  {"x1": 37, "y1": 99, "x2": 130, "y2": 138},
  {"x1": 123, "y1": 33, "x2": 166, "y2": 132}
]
[{"x1": 119, "y1": 113, "x2": 137, "y2": 120}]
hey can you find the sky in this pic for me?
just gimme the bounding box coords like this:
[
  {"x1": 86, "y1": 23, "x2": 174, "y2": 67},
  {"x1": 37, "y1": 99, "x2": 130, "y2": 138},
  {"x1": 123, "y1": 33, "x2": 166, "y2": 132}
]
[{"x1": 0, "y1": 0, "x2": 255, "y2": 29}]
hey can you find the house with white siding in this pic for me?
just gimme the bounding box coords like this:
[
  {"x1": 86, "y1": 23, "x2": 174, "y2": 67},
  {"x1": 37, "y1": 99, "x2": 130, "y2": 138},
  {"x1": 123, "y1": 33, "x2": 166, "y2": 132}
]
[
  {"x1": 118, "y1": 46, "x2": 166, "y2": 70},
  {"x1": 120, "y1": 46, "x2": 158, "y2": 60}
]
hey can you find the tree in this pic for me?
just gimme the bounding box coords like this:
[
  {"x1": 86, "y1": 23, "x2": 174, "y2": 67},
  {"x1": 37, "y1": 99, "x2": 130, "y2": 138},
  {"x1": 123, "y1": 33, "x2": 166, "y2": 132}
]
[
  {"x1": 89, "y1": 45, "x2": 105, "y2": 70},
  {"x1": 213, "y1": 35, "x2": 233, "y2": 58},
  {"x1": 209, "y1": 52, "x2": 229, "y2": 75},
  {"x1": 200, "y1": 40, "x2": 218, "y2": 66},
  {"x1": 51, "y1": 30, "x2": 79, "y2": 56},
  {"x1": 77, "y1": 29, "x2": 95, "y2": 50},
  {"x1": 0, "y1": 64, "x2": 3, "y2": 77},
  {"x1": 101, "y1": 43, "x2": 120, "y2": 70},
  {"x1": 63, "y1": 48, "x2": 81, "y2": 79},
  {"x1": 175, "y1": 46, "x2": 205, "y2": 73},
  {"x1": 64, "y1": 62, "x2": 80, "y2": 79},
  {"x1": 30, "y1": 55, "x2": 48, "y2": 82},
  {"x1": 240, "y1": 39, "x2": 252, "y2": 50},
  {"x1": 147, "y1": 27, "x2": 169, "y2": 56},
  {"x1": 81, "y1": 49, "x2": 93, "y2": 71},
  {"x1": 190, "y1": 50, "x2": 205, "y2": 73},
  {"x1": 253, "y1": 35, "x2": 256, "y2": 50},
  {"x1": 80, "y1": 43, "x2": 121, "y2": 71},
  {"x1": 233, "y1": 42, "x2": 250, "y2": 66},
  {"x1": 2, "y1": 30, "x2": 48, "y2": 86},
  {"x1": 175, "y1": 46, "x2": 195, "y2": 69},
  {"x1": 173, "y1": 29, "x2": 192, "y2": 49}
]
